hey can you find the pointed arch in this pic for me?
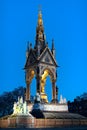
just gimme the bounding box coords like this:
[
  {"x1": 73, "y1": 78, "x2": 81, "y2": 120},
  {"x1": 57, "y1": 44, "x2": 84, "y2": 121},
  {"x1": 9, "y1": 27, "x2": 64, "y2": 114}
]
[
  {"x1": 41, "y1": 67, "x2": 55, "y2": 81},
  {"x1": 26, "y1": 68, "x2": 36, "y2": 101},
  {"x1": 26, "y1": 68, "x2": 36, "y2": 83}
]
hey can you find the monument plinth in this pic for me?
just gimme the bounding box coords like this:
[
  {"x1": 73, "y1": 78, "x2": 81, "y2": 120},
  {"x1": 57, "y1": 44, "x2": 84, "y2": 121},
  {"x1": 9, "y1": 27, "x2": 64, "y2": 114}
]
[{"x1": 31, "y1": 93, "x2": 68, "y2": 113}]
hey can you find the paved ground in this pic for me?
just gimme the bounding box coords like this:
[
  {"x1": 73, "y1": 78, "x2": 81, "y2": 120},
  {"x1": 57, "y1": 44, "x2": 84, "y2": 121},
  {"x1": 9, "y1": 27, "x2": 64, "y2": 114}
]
[{"x1": 0, "y1": 126, "x2": 87, "y2": 130}]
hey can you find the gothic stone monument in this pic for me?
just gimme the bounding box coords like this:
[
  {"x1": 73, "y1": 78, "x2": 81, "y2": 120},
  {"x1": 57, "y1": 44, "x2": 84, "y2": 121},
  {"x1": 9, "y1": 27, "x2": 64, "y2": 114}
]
[
  {"x1": 24, "y1": 10, "x2": 68, "y2": 112},
  {"x1": 25, "y1": 10, "x2": 58, "y2": 103}
]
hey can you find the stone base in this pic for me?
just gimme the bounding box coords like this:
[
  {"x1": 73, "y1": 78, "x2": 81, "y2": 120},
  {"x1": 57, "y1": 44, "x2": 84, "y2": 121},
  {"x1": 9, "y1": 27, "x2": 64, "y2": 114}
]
[
  {"x1": 32, "y1": 103, "x2": 68, "y2": 112},
  {"x1": 0, "y1": 112, "x2": 87, "y2": 128},
  {"x1": 0, "y1": 113, "x2": 87, "y2": 130},
  {"x1": 27, "y1": 102, "x2": 68, "y2": 113}
]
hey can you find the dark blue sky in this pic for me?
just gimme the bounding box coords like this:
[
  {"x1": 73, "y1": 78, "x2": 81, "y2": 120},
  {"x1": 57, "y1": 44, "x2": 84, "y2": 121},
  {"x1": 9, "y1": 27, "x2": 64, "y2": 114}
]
[{"x1": 0, "y1": 0, "x2": 87, "y2": 101}]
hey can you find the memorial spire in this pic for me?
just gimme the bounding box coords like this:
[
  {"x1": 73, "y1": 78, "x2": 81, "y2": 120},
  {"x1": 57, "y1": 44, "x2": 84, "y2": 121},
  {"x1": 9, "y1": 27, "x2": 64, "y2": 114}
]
[{"x1": 35, "y1": 8, "x2": 46, "y2": 51}]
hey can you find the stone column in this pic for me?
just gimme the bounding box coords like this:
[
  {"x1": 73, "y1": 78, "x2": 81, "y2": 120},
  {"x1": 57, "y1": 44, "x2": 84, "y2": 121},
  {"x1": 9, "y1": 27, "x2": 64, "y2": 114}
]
[
  {"x1": 36, "y1": 75, "x2": 41, "y2": 95},
  {"x1": 56, "y1": 86, "x2": 58, "y2": 99},
  {"x1": 52, "y1": 79, "x2": 56, "y2": 102},
  {"x1": 26, "y1": 82, "x2": 30, "y2": 101}
]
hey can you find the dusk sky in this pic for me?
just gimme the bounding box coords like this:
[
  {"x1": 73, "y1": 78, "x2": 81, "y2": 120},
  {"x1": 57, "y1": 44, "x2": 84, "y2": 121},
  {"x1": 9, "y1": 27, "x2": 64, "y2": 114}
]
[{"x1": 0, "y1": 0, "x2": 87, "y2": 101}]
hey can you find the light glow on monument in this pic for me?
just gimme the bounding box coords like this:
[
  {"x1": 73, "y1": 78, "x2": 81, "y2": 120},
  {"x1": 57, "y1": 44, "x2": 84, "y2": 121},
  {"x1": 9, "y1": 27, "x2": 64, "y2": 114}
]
[{"x1": 13, "y1": 97, "x2": 28, "y2": 115}]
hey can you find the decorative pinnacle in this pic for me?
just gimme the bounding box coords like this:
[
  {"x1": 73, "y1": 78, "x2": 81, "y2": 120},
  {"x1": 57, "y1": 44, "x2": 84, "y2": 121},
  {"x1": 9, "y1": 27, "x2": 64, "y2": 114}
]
[
  {"x1": 38, "y1": 5, "x2": 43, "y2": 26},
  {"x1": 52, "y1": 39, "x2": 55, "y2": 50},
  {"x1": 27, "y1": 41, "x2": 29, "y2": 51}
]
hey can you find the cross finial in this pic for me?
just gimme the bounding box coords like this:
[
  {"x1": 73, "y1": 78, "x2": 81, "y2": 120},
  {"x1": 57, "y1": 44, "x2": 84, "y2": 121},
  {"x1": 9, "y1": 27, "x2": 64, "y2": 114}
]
[
  {"x1": 38, "y1": 5, "x2": 43, "y2": 26},
  {"x1": 38, "y1": 5, "x2": 42, "y2": 14}
]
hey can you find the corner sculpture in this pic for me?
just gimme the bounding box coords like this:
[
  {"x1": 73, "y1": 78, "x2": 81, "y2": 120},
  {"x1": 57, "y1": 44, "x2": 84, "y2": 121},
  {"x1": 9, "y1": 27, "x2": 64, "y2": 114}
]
[{"x1": 13, "y1": 97, "x2": 28, "y2": 115}]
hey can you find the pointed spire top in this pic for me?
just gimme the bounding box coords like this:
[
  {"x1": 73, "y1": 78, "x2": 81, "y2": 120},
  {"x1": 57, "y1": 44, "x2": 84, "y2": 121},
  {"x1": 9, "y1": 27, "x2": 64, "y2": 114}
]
[
  {"x1": 52, "y1": 39, "x2": 55, "y2": 50},
  {"x1": 27, "y1": 41, "x2": 29, "y2": 51},
  {"x1": 35, "y1": 6, "x2": 45, "y2": 50},
  {"x1": 51, "y1": 39, "x2": 55, "y2": 57},
  {"x1": 30, "y1": 43, "x2": 32, "y2": 49},
  {"x1": 38, "y1": 5, "x2": 42, "y2": 14},
  {"x1": 38, "y1": 5, "x2": 43, "y2": 26}
]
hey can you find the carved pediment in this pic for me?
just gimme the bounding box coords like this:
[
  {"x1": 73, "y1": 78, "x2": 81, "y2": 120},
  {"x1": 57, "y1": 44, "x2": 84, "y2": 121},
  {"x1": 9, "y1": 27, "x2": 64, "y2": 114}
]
[{"x1": 39, "y1": 47, "x2": 58, "y2": 67}]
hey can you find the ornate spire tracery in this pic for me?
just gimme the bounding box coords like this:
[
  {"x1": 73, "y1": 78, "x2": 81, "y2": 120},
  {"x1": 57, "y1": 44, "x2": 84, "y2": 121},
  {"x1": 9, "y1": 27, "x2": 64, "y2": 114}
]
[{"x1": 35, "y1": 9, "x2": 46, "y2": 52}]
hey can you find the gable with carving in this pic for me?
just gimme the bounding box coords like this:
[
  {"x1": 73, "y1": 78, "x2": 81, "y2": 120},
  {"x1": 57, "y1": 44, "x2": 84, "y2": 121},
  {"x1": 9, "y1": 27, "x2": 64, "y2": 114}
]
[{"x1": 39, "y1": 47, "x2": 57, "y2": 67}]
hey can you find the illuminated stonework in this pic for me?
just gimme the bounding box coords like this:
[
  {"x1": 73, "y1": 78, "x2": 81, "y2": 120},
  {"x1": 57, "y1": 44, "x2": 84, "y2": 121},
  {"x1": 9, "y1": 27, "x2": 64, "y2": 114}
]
[
  {"x1": 13, "y1": 97, "x2": 28, "y2": 115},
  {"x1": 24, "y1": 10, "x2": 58, "y2": 103}
]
